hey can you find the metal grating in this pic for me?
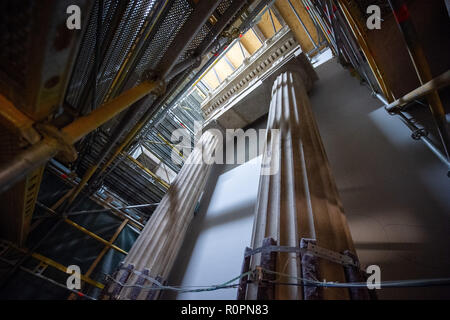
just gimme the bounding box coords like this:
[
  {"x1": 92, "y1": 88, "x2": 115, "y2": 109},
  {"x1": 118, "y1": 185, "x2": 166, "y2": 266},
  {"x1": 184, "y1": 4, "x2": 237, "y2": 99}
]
[
  {"x1": 133, "y1": 0, "x2": 193, "y2": 78},
  {"x1": 175, "y1": 0, "x2": 235, "y2": 64},
  {"x1": 177, "y1": 23, "x2": 212, "y2": 64},
  {"x1": 65, "y1": 0, "x2": 123, "y2": 110},
  {"x1": 95, "y1": 0, "x2": 159, "y2": 106},
  {"x1": 216, "y1": 0, "x2": 234, "y2": 15}
]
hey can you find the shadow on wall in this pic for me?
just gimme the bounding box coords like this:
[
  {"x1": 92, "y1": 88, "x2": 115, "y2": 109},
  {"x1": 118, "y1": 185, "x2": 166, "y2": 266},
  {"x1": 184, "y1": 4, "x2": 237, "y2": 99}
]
[
  {"x1": 309, "y1": 58, "x2": 450, "y2": 299},
  {"x1": 163, "y1": 155, "x2": 262, "y2": 300}
]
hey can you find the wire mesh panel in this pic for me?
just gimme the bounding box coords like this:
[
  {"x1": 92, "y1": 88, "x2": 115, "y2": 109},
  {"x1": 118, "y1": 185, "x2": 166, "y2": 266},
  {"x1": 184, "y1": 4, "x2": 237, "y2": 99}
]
[
  {"x1": 65, "y1": 0, "x2": 123, "y2": 110},
  {"x1": 95, "y1": 0, "x2": 160, "y2": 106},
  {"x1": 133, "y1": 0, "x2": 193, "y2": 78},
  {"x1": 216, "y1": 0, "x2": 234, "y2": 15},
  {"x1": 65, "y1": 0, "x2": 163, "y2": 111},
  {"x1": 176, "y1": 22, "x2": 212, "y2": 64}
]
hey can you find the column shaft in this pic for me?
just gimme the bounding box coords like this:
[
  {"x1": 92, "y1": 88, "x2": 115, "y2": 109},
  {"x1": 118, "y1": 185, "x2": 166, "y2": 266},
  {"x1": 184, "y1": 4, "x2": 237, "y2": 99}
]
[
  {"x1": 103, "y1": 130, "x2": 219, "y2": 300},
  {"x1": 248, "y1": 71, "x2": 356, "y2": 300}
]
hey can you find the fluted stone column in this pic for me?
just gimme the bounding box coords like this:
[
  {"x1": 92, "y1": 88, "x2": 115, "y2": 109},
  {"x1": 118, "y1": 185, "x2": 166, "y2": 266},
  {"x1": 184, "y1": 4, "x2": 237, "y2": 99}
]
[
  {"x1": 247, "y1": 71, "x2": 357, "y2": 300},
  {"x1": 102, "y1": 130, "x2": 220, "y2": 300}
]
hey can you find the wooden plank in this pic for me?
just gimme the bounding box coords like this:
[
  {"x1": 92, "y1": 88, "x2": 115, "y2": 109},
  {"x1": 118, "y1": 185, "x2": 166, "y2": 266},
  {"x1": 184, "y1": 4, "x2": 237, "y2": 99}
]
[
  {"x1": 225, "y1": 43, "x2": 247, "y2": 69},
  {"x1": 240, "y1": 28, "x2": 263, "y2": 55},
  {"x1": 275, "y1": 0, "x2": 320, "y2": 52},
  {"x1": 257, "y1": 9, "x2": 283, "y2": 39}
]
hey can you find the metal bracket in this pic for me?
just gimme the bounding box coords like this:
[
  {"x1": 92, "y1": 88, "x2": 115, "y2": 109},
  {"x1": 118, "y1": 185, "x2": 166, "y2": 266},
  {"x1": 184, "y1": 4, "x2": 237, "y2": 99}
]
[
  {"x1": 112, "y1": 263, "x2": 134, "y2": 299},
  {"x1": 152, "y1": 79, "x2": 167, "y2": 96},
  {"x1": 140, "y1": 73, "x2": 166, "y2": 96},
  {"x1": 411, "y1": 128, "x2": 428, "y2": 140},
  {"x1": 256, "y1": 237, "x2": 277, "y2": 300},
  {"x1": 192, "y1": 55, "x2": 202, "y2": 69},
  {"x1": 306, "y1": 242, "x2": 356, "y2": 267},
  {"x1": 145, "y1": 275, "x2": 165, "y2": 300},
  {"x1": 244, "y1": 244, "x2": 357, "y2": 267},
  {"x1": 141, "y1": 70, "x2": 158, "y2": 82},
  {"x1": 222, "y1": 27, "x2": 240, "y2": 41},
  {"x1": 35, "y1": 124, "x2": 78, "y2": 162},
  {"x1": 300, "y1": 239, "x2": 322, "y2": 299},
  {"x1": 129, "y1": 268, "x2": 150, "y2": 300}
]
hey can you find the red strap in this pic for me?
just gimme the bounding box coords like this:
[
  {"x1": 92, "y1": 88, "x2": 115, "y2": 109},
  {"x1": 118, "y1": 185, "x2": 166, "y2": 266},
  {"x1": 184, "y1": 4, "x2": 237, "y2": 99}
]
[{"x1": 394, "y1": 4, "x2": 410, "y2": 23}]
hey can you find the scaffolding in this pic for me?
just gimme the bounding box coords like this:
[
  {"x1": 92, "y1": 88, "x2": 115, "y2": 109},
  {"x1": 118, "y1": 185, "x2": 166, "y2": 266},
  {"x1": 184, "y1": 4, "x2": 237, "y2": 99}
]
[
  {"x1": 0, "y1": 0, "x2": 449, "y2": 300},
  {"x1": 302, "y1": 0, "x2": 450, "y2": 171},
  {"x1": 0, "y1": 0, "x2": 275, "y2": 299}
]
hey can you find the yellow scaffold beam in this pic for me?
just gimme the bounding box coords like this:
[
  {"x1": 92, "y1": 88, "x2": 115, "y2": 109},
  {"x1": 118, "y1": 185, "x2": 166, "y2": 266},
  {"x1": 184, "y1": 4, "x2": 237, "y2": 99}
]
[
  {"x1": 0, "y1": 79, "x2": 164, "y2": 194},
  {"x1": 64, "y1": 219, "x2": 128, "y2": 255},
  {"x1": 126, "y1": 155, "x2": 170, "y2": 189},
  {"x1": 5, "y1": 242, "x2": 104, "y2": 289},
  {"x1": 157, "y1": 133, "x2": 184, "y2": 158}
]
